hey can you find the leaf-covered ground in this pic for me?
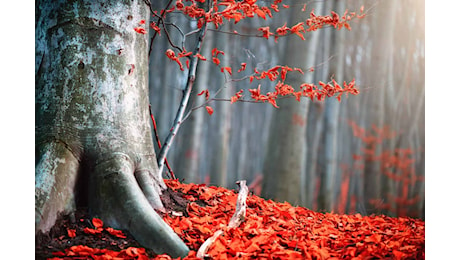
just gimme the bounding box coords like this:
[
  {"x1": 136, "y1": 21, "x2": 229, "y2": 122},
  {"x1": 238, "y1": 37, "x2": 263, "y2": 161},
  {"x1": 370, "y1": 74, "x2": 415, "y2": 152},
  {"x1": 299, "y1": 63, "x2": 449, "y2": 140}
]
[{"x1": 36, "y1": 179, "x2": 424, "y2": 259}]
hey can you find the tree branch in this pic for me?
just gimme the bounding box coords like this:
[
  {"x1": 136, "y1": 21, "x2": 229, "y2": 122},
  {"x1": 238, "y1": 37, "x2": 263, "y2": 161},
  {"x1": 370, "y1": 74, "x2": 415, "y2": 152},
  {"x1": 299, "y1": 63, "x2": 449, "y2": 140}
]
[
  {"x1": 144, "y1": 0, "x2": 174, "y2": 58},
  {"x1": 156, "y1": 23, "x2": 208, "y2": 178}
]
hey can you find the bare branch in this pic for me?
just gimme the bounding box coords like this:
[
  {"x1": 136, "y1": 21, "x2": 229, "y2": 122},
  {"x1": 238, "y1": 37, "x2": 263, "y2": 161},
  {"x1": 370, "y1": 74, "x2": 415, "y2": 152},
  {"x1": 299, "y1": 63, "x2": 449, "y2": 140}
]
[
  {"x1": 156, "y1": 23, "x2": 208, "y2": 178},
  {"x1": 145, "y1": 0, "x2": 174, "y2": 58}
]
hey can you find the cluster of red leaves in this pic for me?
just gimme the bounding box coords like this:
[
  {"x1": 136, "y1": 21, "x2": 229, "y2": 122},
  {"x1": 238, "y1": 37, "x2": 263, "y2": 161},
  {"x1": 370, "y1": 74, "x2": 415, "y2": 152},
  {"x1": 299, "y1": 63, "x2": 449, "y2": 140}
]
[
  {"x1": 173, "y1": 0, "x2": 284, "y2": 29},
  {"x1": 166, "y1": 49, "x2": 185, "y2": 71},
  {"x1": 241, "y1": 67, "x2": 359, "y2": 107},
  {"x1": 157, "y1": 179, "x2": 424, "y2": 260},
  {"x1": 171, "y1": 0, "x2": 365, "y2": 36},
  {"x1": 263, "y1": 7, "x2": 365, "y2": 42},
  {"x1": 133, "y1": 1, "x2": 366, "y2": 114},
  {"x1": 201, "y1": 63, "x2": 359, "y2": 108},
  {"x1": 197, "y1": 89, "x2": 214, "y2": 115}
]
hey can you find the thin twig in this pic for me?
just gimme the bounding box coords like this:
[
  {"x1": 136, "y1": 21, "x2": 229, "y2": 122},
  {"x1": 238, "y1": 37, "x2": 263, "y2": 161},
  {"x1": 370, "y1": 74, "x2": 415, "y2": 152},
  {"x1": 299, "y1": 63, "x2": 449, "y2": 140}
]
[
  {"x1": 145, "y1": 0, "x2": 174, "y2": 58},
  {"x1": 149, "y1": 105, "x2": 175, "y2": 179}
]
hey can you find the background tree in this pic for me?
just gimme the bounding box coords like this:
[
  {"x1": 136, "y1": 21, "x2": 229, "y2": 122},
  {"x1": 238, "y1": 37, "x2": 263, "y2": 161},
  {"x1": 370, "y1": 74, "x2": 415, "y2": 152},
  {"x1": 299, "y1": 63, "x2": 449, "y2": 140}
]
[
  {"x1": 148, "y1": 0, "x2": 424, "y2": 218},
  {"x1": 261, "y1": 1, "x2": 322, "y2": 204}
]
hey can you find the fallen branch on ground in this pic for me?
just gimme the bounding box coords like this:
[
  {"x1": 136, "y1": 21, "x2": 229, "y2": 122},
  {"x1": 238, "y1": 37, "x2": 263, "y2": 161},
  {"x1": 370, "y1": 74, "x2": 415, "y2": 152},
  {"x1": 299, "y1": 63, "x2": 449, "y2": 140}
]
[{"x1": 196, "y1": 180, "x2": 249, "y2": 259}]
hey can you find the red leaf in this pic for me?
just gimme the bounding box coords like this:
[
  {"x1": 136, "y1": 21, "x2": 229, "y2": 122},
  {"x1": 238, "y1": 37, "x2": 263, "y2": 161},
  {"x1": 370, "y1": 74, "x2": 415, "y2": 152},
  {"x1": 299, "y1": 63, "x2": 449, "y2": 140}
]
[
  {"x1": 83, "y1": 227, "x2": 102, "y2": 235},
  {"x1": 255, "y1": 8, "x2": 266, "y2": 19},
  {"x1": 212, "y1": 57, "x2": 220, "y2": 66},
  {"x1": 125, "y1": 247, "x2": 146, "y2": 256},
  {"x1": 197, "y1": 89, "x2": 210, "y2": 100},
  {"x1": 67, "y1": 229, "x2": 76, "y2": 238},
  {"x1": 134, "y1": 27, "x2": 147, "y2": 34},
  {"x1": 92, "y1": 218, "x2": 104, "y2": 229},
  {"x1": 194, "y1": 53, "x2": 207, "y2": 61},
  {"x1": 237, "y1": 63, "x2": 247, "y2": 72},
  {"x1": 220, "y1": 66, "x2": 232, "y2": 75},
  {"x1": 211, "y1": 48, "x2": 225, "y2": 57},
  {"x1": 258, "y1": 26, "x2": 273, "y2": 39},
  {"x1": 106, "y1": 227, "x2": 127, "y2": 238},
  {"x1": 205, "y1": 106, "x2": 213, "y2": 115}
]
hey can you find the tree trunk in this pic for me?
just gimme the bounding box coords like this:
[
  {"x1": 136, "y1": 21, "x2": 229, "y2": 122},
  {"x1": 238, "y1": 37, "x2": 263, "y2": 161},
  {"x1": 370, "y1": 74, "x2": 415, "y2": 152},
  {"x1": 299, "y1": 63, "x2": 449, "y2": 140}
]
[
  {"x1": 209, "y1": 29, "x2": 232, "y2": 187},
  {"x1": 35, "y1": 0, "x2": 188, "y2": 257},
  {"x1": 362, "y1": 0, "x2": 396, "y2": 215},
  {"x1": 317, "y1": 0, "x2": 346, "y2": 212},
  {"x1": 261, "y1": 2, "x2": 322, "y2": 205}
]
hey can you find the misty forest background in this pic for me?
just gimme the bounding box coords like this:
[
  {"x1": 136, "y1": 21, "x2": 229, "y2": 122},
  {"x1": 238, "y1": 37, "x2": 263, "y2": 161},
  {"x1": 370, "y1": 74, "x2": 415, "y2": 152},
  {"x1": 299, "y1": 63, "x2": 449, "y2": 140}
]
[{"x1": 148, "y1": 0, "x2": 424, "y2": 219}]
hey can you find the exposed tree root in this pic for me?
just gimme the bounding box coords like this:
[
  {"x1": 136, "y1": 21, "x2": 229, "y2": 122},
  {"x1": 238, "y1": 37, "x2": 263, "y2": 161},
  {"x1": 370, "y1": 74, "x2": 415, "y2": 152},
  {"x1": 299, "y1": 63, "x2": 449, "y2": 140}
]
[
  {"x1": 36, "y1": 148, "x2": 189, "y2": 258},
  {"x1": 35, "y1": 141, "x2": 80, "y2": 233},
  {"x1": 90, "y1": 152, "x2": 189, "y2": 257}
]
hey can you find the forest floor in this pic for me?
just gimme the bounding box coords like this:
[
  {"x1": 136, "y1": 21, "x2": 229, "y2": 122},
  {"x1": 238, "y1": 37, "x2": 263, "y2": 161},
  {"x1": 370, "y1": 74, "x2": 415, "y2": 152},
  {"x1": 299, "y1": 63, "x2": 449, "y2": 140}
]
[{"x1": 36, "y1": 179, "x2": 425, "y2": 260}]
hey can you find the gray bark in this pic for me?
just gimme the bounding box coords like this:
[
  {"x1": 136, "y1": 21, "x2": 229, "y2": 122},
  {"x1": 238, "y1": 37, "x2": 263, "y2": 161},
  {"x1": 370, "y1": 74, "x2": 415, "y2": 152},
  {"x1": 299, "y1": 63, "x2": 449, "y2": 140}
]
[
  {"x1": 209, "y1": 29, "x2": 232, "y2": 187},
  {"x1": 261, "y1": 2, "x2": 322, "y2": 205},
  {"x1": 318, "y1": 0, "x2": 345, "y2": 212},
  {"x1": 35, "y1": 0, "x2": 188, "y2": 256}
]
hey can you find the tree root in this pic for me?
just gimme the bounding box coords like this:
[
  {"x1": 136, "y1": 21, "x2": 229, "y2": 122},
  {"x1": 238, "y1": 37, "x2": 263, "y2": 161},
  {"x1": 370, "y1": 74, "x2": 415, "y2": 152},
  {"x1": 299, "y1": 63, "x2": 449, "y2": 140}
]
[
  {"x1": 35, "y1": 141, "x2": 80, "y2": 233},
  {"x1": 36, "y1": 146, "x2": 189, "y2": 258}
]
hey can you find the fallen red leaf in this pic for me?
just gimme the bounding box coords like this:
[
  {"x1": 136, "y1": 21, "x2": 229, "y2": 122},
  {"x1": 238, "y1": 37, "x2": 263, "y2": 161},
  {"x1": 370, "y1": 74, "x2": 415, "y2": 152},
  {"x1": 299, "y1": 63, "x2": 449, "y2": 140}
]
[
  {"x1": 92, "y1": 218, "x2": 104, "y2": 229},
  {"x1": 83, "y1": 227, "x2": 102, "y2": 235},
  {"x1": 67, "y1": 228, "x2": 76, "y2": 238},
  {"x1": 106, "y1": 227, "x2": 127, "y2": 238}
]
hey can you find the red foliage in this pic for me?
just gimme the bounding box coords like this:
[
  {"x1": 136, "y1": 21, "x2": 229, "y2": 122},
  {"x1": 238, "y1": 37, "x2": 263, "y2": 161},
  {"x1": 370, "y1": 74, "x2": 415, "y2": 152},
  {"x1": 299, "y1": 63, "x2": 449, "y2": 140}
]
[
  {"x1": 161, "y1": 180, "x2": 424, "y2": 259},
  {"x1": 197, "y1": 89, "x2": 210, "y2": 100},
  {"x1": 347, "y1": 121, "x2": 424, "y2": 217},
  {"x1": 147, "y1": 0, "x2": 365, "y2": 110},
  {"x1": 50, "y1": 180, "x2": 424, "y2": 259}
]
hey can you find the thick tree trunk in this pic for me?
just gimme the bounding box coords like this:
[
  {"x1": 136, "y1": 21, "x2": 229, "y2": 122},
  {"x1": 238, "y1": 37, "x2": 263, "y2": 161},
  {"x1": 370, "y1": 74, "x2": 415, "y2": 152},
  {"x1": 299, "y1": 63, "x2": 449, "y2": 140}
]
[{"x1": 35, "y1": 0, "x2": 188, "y2": 257}]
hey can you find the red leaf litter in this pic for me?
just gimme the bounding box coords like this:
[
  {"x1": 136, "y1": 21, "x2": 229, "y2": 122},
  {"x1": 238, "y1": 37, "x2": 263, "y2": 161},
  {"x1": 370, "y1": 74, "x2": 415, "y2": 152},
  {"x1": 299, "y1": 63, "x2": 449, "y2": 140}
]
[{"x1": 36, "y1": 179, "x2": 424, "y2": 259}]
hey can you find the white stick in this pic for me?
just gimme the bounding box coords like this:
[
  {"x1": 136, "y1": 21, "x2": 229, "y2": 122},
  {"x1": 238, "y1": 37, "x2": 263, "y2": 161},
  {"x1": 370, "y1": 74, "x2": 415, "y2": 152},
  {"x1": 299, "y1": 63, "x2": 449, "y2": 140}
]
[{"x1": 196, "y1": 180, "x2": 249, "y2": 259}]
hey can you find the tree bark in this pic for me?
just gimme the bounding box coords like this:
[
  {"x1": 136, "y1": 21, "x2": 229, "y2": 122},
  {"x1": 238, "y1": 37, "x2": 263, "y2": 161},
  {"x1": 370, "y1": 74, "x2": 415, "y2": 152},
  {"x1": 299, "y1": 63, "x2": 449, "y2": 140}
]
[
  {"x1": 35, "y1": 0, "x2": 188, "y2": 256},
  {"x1": 209, "y1": 29, "x2": 232, "y2": 187},
  {"x1": 317, "y1": 0, "x2": 345, "y2": 212},
  {"x1": 261, "y1": 2, "x2": 322, "y2": 205}
]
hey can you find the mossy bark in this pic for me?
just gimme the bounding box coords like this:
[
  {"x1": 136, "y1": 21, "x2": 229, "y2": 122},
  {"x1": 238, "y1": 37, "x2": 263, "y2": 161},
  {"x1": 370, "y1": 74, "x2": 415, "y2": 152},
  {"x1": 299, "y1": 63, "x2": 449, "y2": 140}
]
[{"x1": 35, "y1": 0, "x2": 189, "y2": 257}]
